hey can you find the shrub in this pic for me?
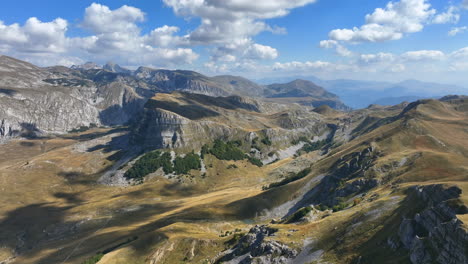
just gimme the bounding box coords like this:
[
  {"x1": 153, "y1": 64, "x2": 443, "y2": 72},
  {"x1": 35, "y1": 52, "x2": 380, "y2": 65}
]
[
  {"x1": 300, "y1": 140, "x2": 328, "y2": 153},
  {"x1": 210, "y1": 140, "x2": 245, "y2": 161},
  {"x1": 160, "y1": 152, "x2": 174, "y2": 174},
  {"x1": 283, "y1": 206, "x2": 312, "y2": 223},
  {"x1": 332, "y1": 202, "x2": 348, "y2": 212},
  {"x1": 173, "y1": 152, "x2": 201, "y2": 175},
  {"x1": 124, "y1": 150, "x2": 163, "y2": 180},
  {"x1": 353, "y1": 198, "x2": 362, "y2": 206},
  {"x1": 81, "y1": 253, "x2": 104, "y2": 264},
  {"x1": 247, "y1": 156, "x2": 263, "y2": 167},
  {"x1": 231, "y1": 140, "x2": 242, "y2": 147},
  {"x1": 261, "y1": 137, "x2": 272, "y2": 146},
  {"x1": 200, "y1": 144, "x2": 210, "y2": 159},
  {"x1": 291, "y1": 136, "x2": 310, "y2": 145},
  {"x1": 317, "y1": 204, "x2": 329, "y2": 211}
]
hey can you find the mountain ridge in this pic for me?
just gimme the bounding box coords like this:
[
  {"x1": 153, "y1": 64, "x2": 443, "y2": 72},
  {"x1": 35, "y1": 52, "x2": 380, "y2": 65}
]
[{"x1": 0, "y1": 55, "x2": 349, "y2": 140}]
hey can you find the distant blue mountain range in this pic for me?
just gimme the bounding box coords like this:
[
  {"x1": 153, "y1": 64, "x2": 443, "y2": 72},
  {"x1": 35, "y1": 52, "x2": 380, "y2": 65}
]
[{"x1": 256, "y1": 76, "x2": 467, "y2": 109}]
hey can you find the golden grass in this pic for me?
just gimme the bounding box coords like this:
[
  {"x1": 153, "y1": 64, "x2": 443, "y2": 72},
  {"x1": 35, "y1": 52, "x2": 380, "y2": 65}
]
[{"x1": 1, "y1": 98, "x2": 467, "y2": 264}]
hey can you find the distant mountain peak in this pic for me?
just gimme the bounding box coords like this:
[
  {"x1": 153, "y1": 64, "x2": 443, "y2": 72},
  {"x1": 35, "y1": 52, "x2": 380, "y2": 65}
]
[{"x1": 103, "y1": 62, "x2": 131, "y2": 74}]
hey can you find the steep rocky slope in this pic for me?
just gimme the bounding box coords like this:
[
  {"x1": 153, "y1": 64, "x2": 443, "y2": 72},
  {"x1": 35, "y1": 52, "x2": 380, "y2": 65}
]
[
  {"x1": 133, "y1": 92, "x2": 330, "y2": 153},
  {"x1": 0, "y1": 56, "x2": 349, "y2": 141}
]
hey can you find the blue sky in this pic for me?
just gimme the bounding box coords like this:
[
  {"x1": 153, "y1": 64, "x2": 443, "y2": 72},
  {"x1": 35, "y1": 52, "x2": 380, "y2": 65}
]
[{"x1": 0, "y1": 0, "x2": 467, "y2": 84}]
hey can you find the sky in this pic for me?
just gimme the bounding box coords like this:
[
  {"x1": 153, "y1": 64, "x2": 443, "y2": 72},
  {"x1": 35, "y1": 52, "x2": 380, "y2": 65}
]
[{"x1": 0, "y1": 0, "x2": 468, "y2": 84}]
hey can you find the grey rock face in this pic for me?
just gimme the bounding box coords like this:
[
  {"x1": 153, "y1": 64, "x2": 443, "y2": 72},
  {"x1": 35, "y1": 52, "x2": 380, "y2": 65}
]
[
  {"x1": 133, "y1": 93, "x2": 331, "y2": 154},
  {"x1": 103, "y1": 62, "x2": 131, "y2": 74},
  {"x1": 133, "y1": 67, "x2": 230, "y2": 97},
  {"x1": 0, "y1": 55, "x2": 349, "y2": 142},
  {"x1": 297, "y1": 146, "x2": 380, "y2": 208},
  {"x1": 397, "y1": 185, "x2": 468, "y2": 264},
  {"x1": 216, "y1": 225, "x2": 297, "y2": 264},
  {"x1": 0, "y1": 56, "x2": 147, "y2": 139}
]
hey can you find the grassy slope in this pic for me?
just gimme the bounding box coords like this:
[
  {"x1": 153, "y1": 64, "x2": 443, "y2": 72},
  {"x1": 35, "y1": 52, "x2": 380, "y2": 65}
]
[{"x1": 0, "y1": 98, "x2": 466, "y2": 264}]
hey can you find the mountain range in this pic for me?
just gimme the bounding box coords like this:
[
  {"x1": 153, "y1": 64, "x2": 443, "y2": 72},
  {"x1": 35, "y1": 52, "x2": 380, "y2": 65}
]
[
  {"x1": 0, "y1": 55, "x2": 467, "y2": 264},
  {"x1": 0, "y1": 55, "x2": 348, "y2": 140},
  {"x1": 257, "y1": 76, "x2": 467, "y2": 109}
]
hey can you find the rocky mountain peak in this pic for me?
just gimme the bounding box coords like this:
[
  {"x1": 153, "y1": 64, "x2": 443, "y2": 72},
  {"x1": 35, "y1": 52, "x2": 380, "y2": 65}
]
[{"x1": 103, "y1": 62, "x2": 131, "y2": 74}]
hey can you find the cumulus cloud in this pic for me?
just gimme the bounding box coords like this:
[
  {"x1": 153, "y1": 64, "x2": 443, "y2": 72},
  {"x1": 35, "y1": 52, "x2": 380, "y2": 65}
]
[
  {"x1": 163, "y1": 0, "x2": 316, "y2": 62},
  {"x1": 359, "y1": 52, "x2": 395, "y2": 64},
  {"x1": 328, "y1": 0, "x2": 435, "y2": 43},
  {"x1": 144, "y1": 25, "x2": 186, "y2": 47},
  {"x1": 0, "y1": 17, "x2": 68, "y2": 53},
  {"x1": 82, "y1": 3, "x2": 145, "y2": 34},
  {"x1": 245, "y1": 44, "x2": 278, "y2": 60},
  {"x1": 319, "y1": 40, "x2": 353, "y2": 57},
  {"x1": 432, "y1": 6, "x2": 460, "y2": 24},
  {"x1": 448, "y1": 26, "x2": 468, "y2": 36},
  {"x1": 208, "y1": 38, "x2": 278, "y2": 63},
  {"x1": 401, "y1": 50, "x2": 445, "y2": 61},
  {"x1": 0, "y1": 3, "x2": 199, "y2": 67}
]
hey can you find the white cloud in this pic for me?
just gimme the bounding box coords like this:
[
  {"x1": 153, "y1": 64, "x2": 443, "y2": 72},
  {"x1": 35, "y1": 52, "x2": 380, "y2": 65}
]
[
  {"x1": 0, "y1": 17, "x2": 68, "y2": 53},
  {"x1": 319, "y1": 40, "x2": 338, "y2": 49},
  {"x1": 328, "y1": 0, "x2": 435, "y2": 43},
  {"x1": 451, "y1": 47, "x2": 468, "y2": 58},
  {"x1": 448, "y1": 26, "x2": 468, "y2": 36},
  {"x1": 463, "y1": 0, "x2": 468, "y2": 9},
  {"x1": 163, "y1": 0, "x2": 317, "y2": 62},
  {"x1": 245, "y1": 44, "x2": 278, "y2": 60},
  {"x1": 359, "y1": 52, "x2": 395, "y2": 64},
  {"x1": 401, "y1": 50, "x2": 445, "y2": 61},
  {"x1": 272, "y1": 60, "x2": 352, "y2": 72},
  {"x1": 82, "y1": 3, "x2": 145, "y2": 34},
  {"x1": 319, "y1": 40, "x2": 353, "y2": 57},
  {"x1": 0, "y1": 3, "x2": 199, "y2": 67},
  {"x1": 144, "y1": 25, "x2": 186, "y2": 47},
  {"x1": 200, "y1": 46, "x2": 468, "y2": 85},
  {"x1": 448, "y1": 47, "x2": 468, "y2": 71},
  {"x1": 432, "y1": 6, "x2": 460, "y2": 24}
]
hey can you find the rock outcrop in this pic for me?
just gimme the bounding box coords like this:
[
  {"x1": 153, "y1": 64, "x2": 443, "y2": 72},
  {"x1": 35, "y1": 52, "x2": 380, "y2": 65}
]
[
  {"x1": 397, "y1": 185, "x2": 468, "y2": 264},
  {"x1": 133, "y1": 92, "x2": 332, "y2": 154},
  {"x1": 216, "y1": 225, "x2": 297, "y2": 264}
]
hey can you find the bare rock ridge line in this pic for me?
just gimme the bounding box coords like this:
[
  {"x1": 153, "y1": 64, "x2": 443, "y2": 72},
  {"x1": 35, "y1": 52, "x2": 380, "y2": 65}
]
[{"x1": 0, "y1": 55, "x2": 348, "y2": 140}]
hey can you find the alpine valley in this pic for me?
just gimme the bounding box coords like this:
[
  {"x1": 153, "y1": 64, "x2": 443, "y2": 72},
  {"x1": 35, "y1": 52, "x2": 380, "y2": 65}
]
[{"x1": 0, "y1": 55, "x2": 467, "y2": 264}]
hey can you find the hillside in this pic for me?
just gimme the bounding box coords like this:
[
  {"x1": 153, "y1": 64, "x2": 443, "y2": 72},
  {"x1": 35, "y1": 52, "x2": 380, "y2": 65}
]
[
  {"x1": 265, "y1": 79, "x2": 350, "y2": 111},
  {"x1": 0, "y1": 90, "x2": 466, "y2": 264},
  {"x1": 133, "y1": 91, "x2": 328, "y2": 151}
]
